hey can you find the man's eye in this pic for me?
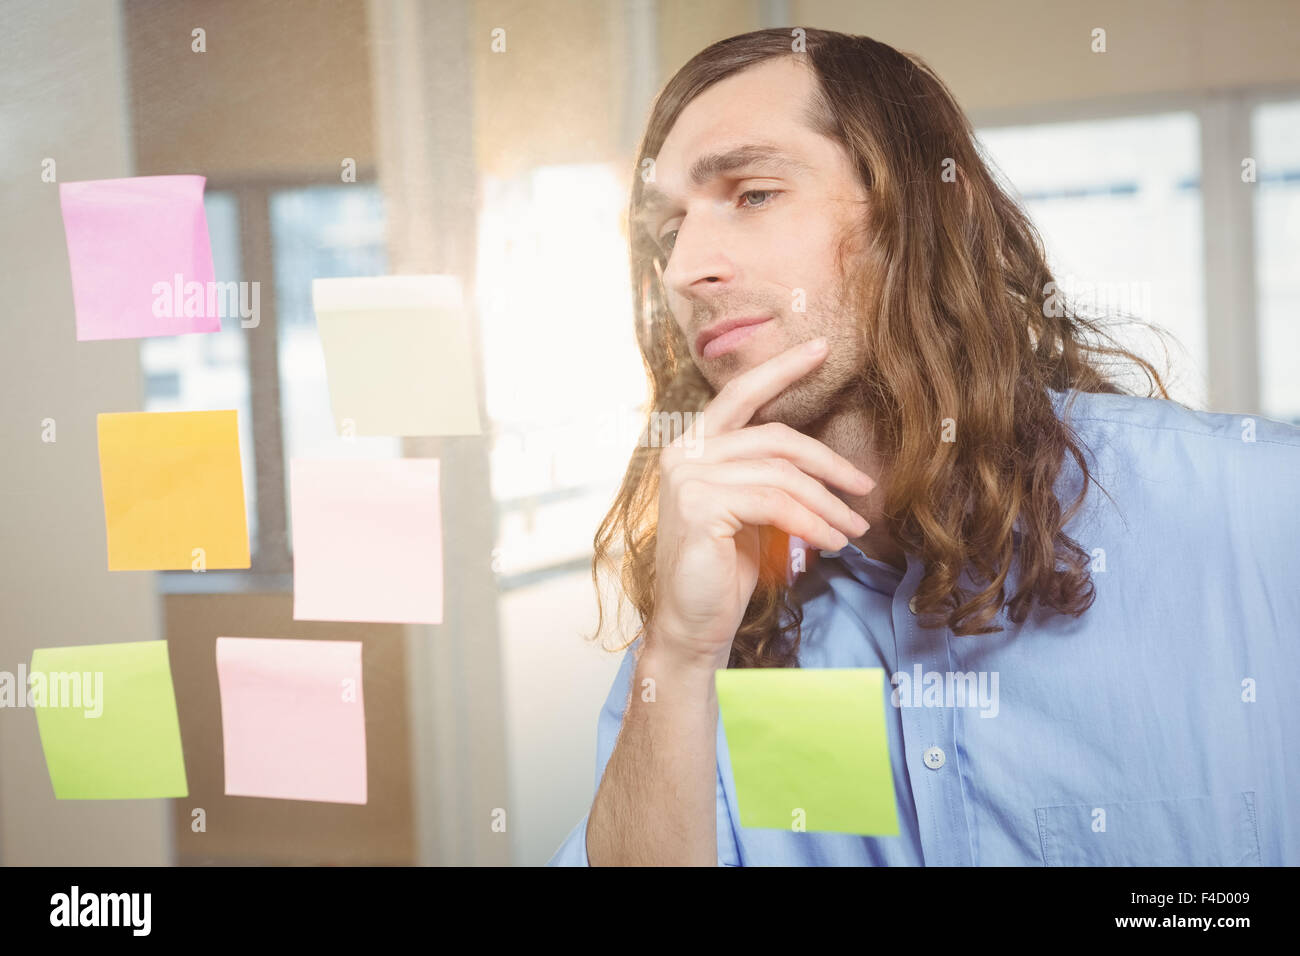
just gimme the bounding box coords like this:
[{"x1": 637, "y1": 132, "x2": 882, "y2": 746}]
[
  {"x1": 739, "y1": 188, "x2": 776, "y2": 208},
  {"x1": 656, "y1": 189, "x2": 780, "y2": 258}
]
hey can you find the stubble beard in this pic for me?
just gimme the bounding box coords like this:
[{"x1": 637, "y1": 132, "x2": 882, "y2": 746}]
[{"x1": 748, "y1": 274, "x2": 866, "y2": 432}]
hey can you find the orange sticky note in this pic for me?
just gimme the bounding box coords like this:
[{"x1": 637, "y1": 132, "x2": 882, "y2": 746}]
[{"x1": 97, "y1": 410, "x2": 250, "y2": 570}]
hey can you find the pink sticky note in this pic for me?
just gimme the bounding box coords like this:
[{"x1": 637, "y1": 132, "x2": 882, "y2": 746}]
[
  {"x1": 291, "y1": 458, "x2": 444, "y2": 624},
  {"x1": 216, "y1": 637, "x2": 367, "y2": 804},
  {"x1": 58, "y1": 175, "x2": 220, "y2": 341}
]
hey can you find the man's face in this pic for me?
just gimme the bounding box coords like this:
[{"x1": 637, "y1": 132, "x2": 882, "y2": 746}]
[{"x1": 642, "y1": 56, "x2": 871, "y2": 428}]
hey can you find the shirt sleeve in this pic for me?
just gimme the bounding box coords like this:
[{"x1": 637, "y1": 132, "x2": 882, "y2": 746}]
[{"x1": 547, "y1": 639, "x2": 742, "y2": 866}]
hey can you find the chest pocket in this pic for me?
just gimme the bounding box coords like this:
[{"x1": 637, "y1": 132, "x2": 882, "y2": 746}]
[{"x1": 1034, "y1": 790, "x2": 1261, "y2": 866}]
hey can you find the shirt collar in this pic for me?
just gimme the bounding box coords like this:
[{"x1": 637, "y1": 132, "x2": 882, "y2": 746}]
[
  {"x1": 796, "y1": 516, "x2": 1027, "y2": 594},
  {"x1": 801, "y1": 538, "x2": 908, "y2": 595}
]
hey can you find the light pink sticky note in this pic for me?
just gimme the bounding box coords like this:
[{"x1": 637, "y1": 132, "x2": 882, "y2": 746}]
[
  {"x1": 291, "y1": 458, "x2": 444, "y2": 624},
  {"x1": 58, "y1": 175, "x2": 220, "y2": 341},
  {"x1": 216, "y1": 637, "x2": 367, "y2": 805}
]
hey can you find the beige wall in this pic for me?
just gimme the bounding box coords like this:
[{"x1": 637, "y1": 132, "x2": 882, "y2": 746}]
[
  {"x1": 802, "y1": 0, "x2": 1300, "y2": 115},
  {"x1": 125, "y1": 0, "x2": 376, "y2": 180},
  {"x1": 473, "y1": 0, "x2": 628, "y2": 177}
]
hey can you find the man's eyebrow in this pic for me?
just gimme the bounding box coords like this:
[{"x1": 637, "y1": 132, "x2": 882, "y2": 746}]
[{"x1": 634, "y1": 143, "x2": 813, "y2": 226}]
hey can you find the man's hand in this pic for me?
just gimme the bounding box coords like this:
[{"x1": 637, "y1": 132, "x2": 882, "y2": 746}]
[{"x1": 647, "y1": 337, "x2": 877, "y2": 673}]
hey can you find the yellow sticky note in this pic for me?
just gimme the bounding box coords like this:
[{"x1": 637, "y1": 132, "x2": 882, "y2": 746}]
[
  {"x1": 97, "y1": 410, "x2": 250, "y2": 570},
  {"x1": 716, "y1": 667, "x2": 899, "y2": 835}
]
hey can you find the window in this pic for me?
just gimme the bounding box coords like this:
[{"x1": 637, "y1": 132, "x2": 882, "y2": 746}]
[
  {"x1": 270, "y1": 185, "x2": 394, "y2": 552},
  {"x1": 1253, "y1": 99, "x2": 1300, "y2": 424},
  {"x1": 477, "y1": 164, "x2": 646, "y2": 584},
  {"x1": 976, "y1": 113, "x2": 1206, "y2": 407},
  {"x1": 146, "y1": 183, "x2": 390, "y2": 588},
  {"x1": 141, "y1": 190, "x2": 258, "y2": 549}
]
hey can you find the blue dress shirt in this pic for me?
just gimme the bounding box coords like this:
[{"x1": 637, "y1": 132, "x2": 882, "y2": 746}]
[{"x1": 548, "y1": 388, "x2": 1300, "y2": 865}]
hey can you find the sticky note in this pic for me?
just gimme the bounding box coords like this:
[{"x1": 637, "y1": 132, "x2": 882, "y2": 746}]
[
  {"x1": 715, "y1": 667, "x2": 898, "y2": 835},
  {"x1": 216, "y1": 637, "x2": 367, "y2": 804},
  {"x1": 291, "y1": 458, "x2": 443, "y2": 623},
  {"x1": 97, "y1": 410, "x2": 250, "y2": 570},
  {"x1": 310, "y1": 275, "x2": 481, "y2": 436},
  {"x1": 58, "y1": 175, "x2": 220, "y2": 341},
  {"x1": 31, "y1": 641, "x2": 188, "y2": 799}
]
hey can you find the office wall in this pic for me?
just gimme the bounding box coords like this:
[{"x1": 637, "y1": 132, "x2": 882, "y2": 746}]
[
  {"x1": 798, "y1": 0, "x2": 1300, "y2": 116},
  {"x1": 124, "y1": 0, "x2": 377, "y2": 180}
]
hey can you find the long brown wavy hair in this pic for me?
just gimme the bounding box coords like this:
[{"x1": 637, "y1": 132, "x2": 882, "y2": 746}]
[{"x1": 589, "y1": 27, "x2": 1179, "y2": 668}]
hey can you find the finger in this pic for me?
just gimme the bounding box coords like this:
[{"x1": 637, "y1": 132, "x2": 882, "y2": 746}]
[
  {"x1": 693, "y1": 338, "x2": 829, "y2": 438},
  {"x1": 688, "y1": 481, "x2": 850, "y2": 553},
  {"x1": 674, "y1": 459, "x2": 870, "y2": 538},
  {"x1": 682, "y1": 421, "x2": 876, "y2": 495}
]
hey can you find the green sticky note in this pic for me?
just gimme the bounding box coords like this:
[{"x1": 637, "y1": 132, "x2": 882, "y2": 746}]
[
  {"x1": 716, "y1": 667, "x2": 898, "y2": 835},
  {"x1": 30, "y1": 641, "x2": 188, "y2": 799}
]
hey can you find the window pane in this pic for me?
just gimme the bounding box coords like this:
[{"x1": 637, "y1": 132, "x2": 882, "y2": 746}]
[
  {"x1": 269, "y1": 185, "x2": 395, "y2": 552},
  {"x1": 976, "y1": 114, "x2": 1206, "y2": 407},
  {"x1": 140, "y1": 190, "x2": 258, "y2": 550},
  {"x1": 1253, "y1": 99, "x2": 1300, "y2": 424},
  {"x1": 477, "y1": 165, "x2": 645, "y2": 577}
]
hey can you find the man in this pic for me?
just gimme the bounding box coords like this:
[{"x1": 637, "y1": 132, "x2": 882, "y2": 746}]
[{"x1": 549, "y1": 28, "x2": 1299, "y2": 866}]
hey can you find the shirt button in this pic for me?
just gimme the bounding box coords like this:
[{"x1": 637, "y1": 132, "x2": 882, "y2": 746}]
[
  {"x1": 908, "y1": 595, "x2": 919, "y2": 614},
  {"x1": 923, "y1": 746, "x2": 945, "y2": 770}
]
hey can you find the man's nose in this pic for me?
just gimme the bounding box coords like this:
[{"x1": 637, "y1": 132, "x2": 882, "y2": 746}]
[{"x1": 663, "y1": 213, "x2": 737, "y2": 295}]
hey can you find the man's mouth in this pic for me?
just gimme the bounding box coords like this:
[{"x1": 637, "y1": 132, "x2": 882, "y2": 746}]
[{"x1": 696, "y1": 316, "x2": 773, "y2": 358}]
